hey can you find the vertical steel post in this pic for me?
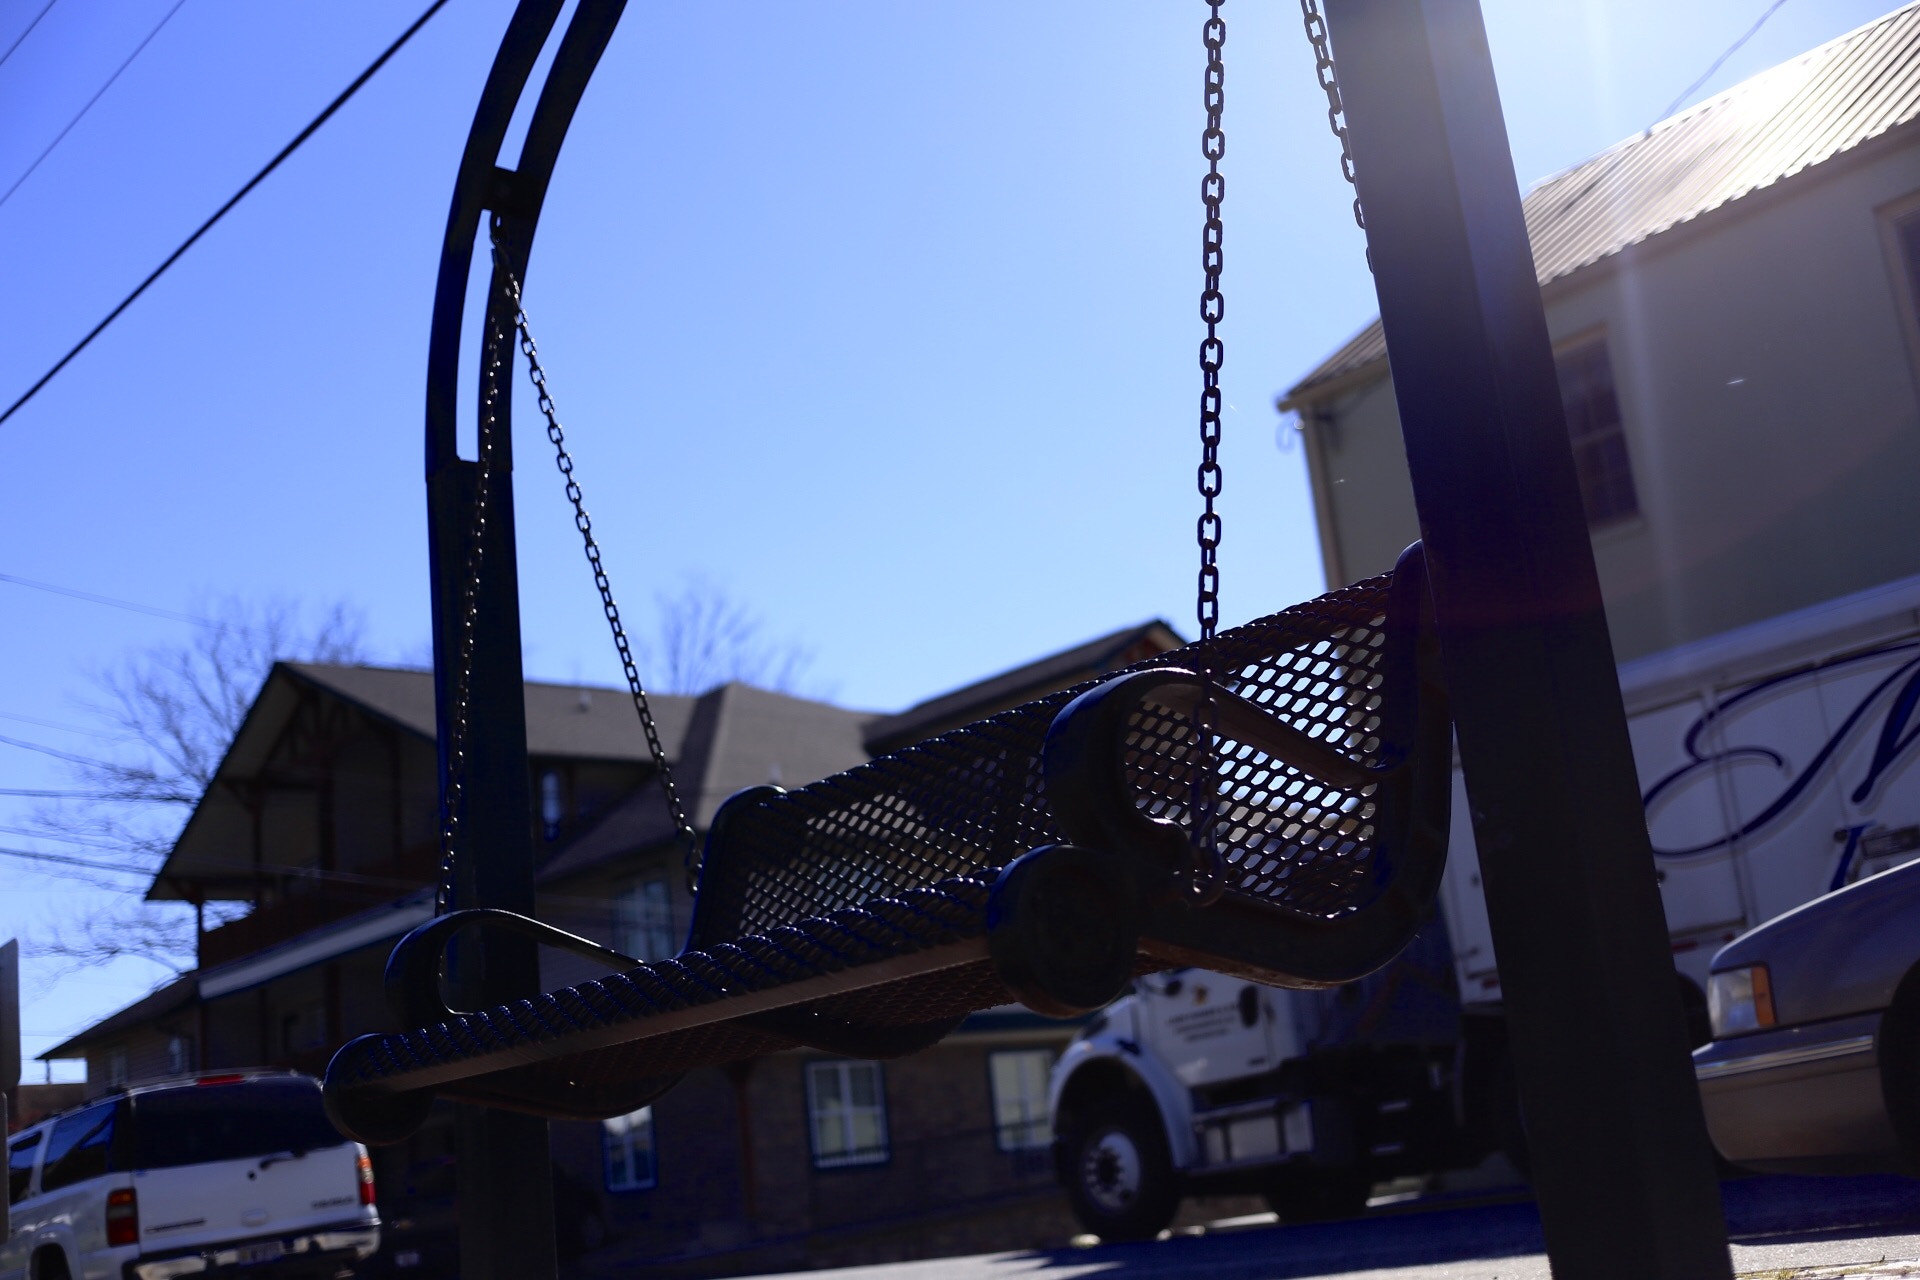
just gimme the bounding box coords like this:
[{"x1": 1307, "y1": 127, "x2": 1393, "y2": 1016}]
[
  {"x1": 422, "y1": 5, "x2": 626, "y2": 1278},
  {"x1": 1318, "y1": 2, "x2": 1733, "y2": 1275}
]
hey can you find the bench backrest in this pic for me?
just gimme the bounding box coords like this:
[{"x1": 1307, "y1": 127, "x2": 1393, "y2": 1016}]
[{"x1": 686, "y1": 560, "x2": 1420, "y2": 951}]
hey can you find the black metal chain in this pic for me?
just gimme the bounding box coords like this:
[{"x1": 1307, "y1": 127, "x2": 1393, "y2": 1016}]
[
  {"x1": 483, "y1": 225, "x2": 704, "y2": 892},
  {"x1": 434, "y1": 284, "x2": 505, "y2": 914},
  {"x1": 1301, "y1": 0, "x2": 1370, "y2": 269},
  {"x1": 1188, "y1": 0, "x2": 1228, "y2": 906}
]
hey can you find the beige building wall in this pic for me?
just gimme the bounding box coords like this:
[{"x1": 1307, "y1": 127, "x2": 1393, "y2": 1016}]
[{"x1": 1300, "y1": 128, "x2": 1920, "y2": 663}]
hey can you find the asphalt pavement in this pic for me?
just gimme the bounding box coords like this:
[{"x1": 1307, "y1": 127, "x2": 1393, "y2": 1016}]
[{"x1": 736, "y1": 1175, "x2": 1920, "y2": 1280}]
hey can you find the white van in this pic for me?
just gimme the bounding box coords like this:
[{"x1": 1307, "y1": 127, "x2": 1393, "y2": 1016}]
[{"x1": 3, "y1": 1071, "x2": 379, "y2": 1280}]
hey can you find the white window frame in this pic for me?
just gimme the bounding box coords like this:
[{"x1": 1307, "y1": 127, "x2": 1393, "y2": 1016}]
[
  {"x1": 805, "y1": 1060, "x2": 889, "y2": 1169},
  {"x1": 1878, "y1": 191, "x2": 1920, "y2": 397},
  {"x1": 602, "y1": 1105, "x2": 656, "y2": 1192},
  {"x1": 1552, "y1": 333, "x2": 1639, "y2": 529},
  {"x1": 987, "y1": 1048, "x2": 1055, "y2": 1152},
  {"x1": 613, "y1": 877, "x2": 676, "y2": 963}
]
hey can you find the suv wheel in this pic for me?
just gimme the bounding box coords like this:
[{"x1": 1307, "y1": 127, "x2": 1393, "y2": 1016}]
[{"x1": 1062, "y1": 1097, "x2": 1177, "y2": 1241}]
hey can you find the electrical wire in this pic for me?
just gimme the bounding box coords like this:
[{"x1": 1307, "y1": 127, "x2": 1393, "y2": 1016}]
[
  {"x1": 0, "y1": 708, "x2": 112, "y2": 738},
  {"x1": 0, "y1": 0, "x2": 189, "y2": 213},
  {"x1": 0, "y1": 824, "x2": 129, "y2": 850},
  {"x1": 0, "y1": 844, "x2": 150, "y2": 878},
  {"x1": 0, "y1": 569, "x2": 210, "y2": 625},
  {"x1": 0, "y1": 0, "x2": 58, "y2": 74},
  {"x1": 0, "y1": 0, "x2": 451, "y2": 429},
  {"x1": 0, "y1": 731, "x2": 117, "y2": 769},
  {"x1": 1657, "y1": 0, "x2": 1792, "y2": 126}
]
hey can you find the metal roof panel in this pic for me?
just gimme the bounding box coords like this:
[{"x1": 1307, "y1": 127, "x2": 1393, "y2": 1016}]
[{"x1": 1284, "y1": 3, "x2": 1920, "y2": 404}]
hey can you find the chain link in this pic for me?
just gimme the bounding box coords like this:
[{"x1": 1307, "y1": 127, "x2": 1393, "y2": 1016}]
[
  {"x1": 434, "y1": 276, "x2": 505, "y2": 914},
  {"x1": 1188, "y1": 0, "x2": 1228, "y2": 906},
  {"x1": 1301, "y1": 0, "x2": 1370, "y2": 268},
  {"x1": 484, "y1": 225, "x2": 704, "y2": 891}
]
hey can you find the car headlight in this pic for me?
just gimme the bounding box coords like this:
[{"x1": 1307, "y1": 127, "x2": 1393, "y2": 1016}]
[{"x1": 1707, "y1": 964, "x2": 1776, "y2": 1038}]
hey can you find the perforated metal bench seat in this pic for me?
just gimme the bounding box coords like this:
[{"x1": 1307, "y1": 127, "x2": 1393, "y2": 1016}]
[{"x1": 323, "y1": 543, "x2": 1449, "y2": 1144}]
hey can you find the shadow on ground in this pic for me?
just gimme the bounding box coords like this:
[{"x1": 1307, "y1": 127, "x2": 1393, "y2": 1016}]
[{"x1": 983, "y1": 1176, "x2": 1920, "y2": 1280}]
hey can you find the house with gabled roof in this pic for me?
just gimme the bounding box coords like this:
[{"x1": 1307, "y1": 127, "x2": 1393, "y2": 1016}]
[
  {"x1": 1283, "y1": 1, "x2": 1920, "y2": 662},
  {"x1": 43, "y1": 619, "x2": 1187, "y2": 1275}
]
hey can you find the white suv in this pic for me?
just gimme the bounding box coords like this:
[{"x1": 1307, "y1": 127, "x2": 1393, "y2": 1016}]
[{"x1": 3, "y1": 1071, "x2": 380, "y2": 1280}]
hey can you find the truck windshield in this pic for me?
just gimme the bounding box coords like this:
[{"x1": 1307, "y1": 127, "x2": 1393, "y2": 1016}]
[{"x1": 127, "y1": 1079, "x2": 345, "y2": 1170}]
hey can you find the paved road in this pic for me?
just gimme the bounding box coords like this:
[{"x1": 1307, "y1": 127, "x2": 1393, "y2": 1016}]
[{"x1": 740, "y1": 1176, "x2": 1920, "y2": 1280}]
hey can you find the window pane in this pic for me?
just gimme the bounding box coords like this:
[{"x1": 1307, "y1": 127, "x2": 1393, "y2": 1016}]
[
  {"x1": 848, "y1": 1109, "x2": 883, "y2": 1158},
  {"x1": 989, "y1": 1049, "x2": 1055, "y2": 1151},
  {"x1": 126, "y1": 1079, "x2": 342, "y2": 1170},
  {"x1": 814, "y1": 1063, "x2": 844, "y2": 1107},
  {"x1": 847, "y1": 1063, "x2": 878, "y2": 1109},
  {"x1": 9, "y1": 1134, "x2": 41, "y2": 1204},
  {"x1": 615, "y1": 878, "x2": 677, "y2": 962},
  {"x1": 808, "y1": 1061, "x2": 886, "y2": 1167},
  {"x1": 1898, "y1": 211, "x2": 1920, "y2": 325},
  {"x1": 1555, "y1": 340, "x2": 1638, "y2": 527},
  {"x1": 602, "y1": 1105, "x2": 654, "y2": 1191},
  {"x1": 42, "y1": 1103, "x2": 116, "y2": 1191},
  {"x1": 812, "y1": 1109, "x2": 846, "y2": 1159}
]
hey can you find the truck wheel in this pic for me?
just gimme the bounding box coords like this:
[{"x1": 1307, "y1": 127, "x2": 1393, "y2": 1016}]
[
  {"x1": 33, "y1": 1248, "x2": 72, "y2": 1280},
  {"x1": 1263, "y1": 1170, "x2": 1371, "y2": 1223},
  {"x1": 1063, "y1": 1099, "x2": 1178, "y2": 1241}
]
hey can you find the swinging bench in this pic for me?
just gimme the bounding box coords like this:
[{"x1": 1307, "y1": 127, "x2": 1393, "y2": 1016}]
[{"x1": 321, "y1": 0, "x2": 1452, "y2": 1147}]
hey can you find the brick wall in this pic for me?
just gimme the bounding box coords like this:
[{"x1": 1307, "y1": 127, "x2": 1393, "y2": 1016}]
[{"x1": 559, "y1": 1036, "x2": 1087, "y2": 1278}]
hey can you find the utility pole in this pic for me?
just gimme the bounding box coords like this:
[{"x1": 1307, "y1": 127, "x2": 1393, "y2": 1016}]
[{"x1": 1319, "y1": 1, "x2": 1733, "y2": 1275}]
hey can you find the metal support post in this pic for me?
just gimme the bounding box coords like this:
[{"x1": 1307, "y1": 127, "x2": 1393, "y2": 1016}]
[
  {"x1": 1319, "y1": 1, "x2": 1733, "y2": 1274},
  {"x1": 421, "y1": 5, "x2": 627, "y2": 1278}
]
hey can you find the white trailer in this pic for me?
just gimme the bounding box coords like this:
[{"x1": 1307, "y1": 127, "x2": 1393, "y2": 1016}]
[
  {"x1": 1447, "y1": 569, "x2": 1920, "y2": 1016},
  {"x1": 1048, "y1": 572, "x2": 1920, "y2": 1239}
]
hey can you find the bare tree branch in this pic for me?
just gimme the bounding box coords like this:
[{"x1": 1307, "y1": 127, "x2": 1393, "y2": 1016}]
[
  {"x1": 24, "y1": 596, "x2": 369, "y2": 972},
  {"x1": 648, "y1": 577, "x2": 815, "y2": 696}
]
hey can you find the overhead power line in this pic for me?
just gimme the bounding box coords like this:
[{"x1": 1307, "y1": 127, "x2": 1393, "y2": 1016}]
[
  {"x1": 0, "y1": 0, "x2": 451, "y2": 429},
  {"x1": 1657, "y1": 0, "x2": 1792, "y2": 126},
  {"x1": 0, "y1": 0, "x2": 189, "y2": 213},
  {"x1": 0, "y1": 844, "x2": 150, "y2": 878},
  {"x1": 0, "y1": 824, "x2": 128, "y2": 850},
  {"x1": 0, "y1": 0, "x2": 58, "y2": 74},
  {"x1": 0, "y1": 731, "x2": 116, "y2": 769},
  {"x1": 0, "y1": 708, "x2": 111, "y2": 738},
  {"x1": 0, "y1": 569, "x2": 211, "y2": 625}
]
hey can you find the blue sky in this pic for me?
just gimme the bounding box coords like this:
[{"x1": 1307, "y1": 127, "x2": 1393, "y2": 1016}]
[{"x1": 0, "y1": 0, "x2": 1902, "y2": 1078}]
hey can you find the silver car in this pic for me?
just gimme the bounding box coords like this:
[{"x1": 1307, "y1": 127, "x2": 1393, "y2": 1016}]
[{"x1": 1693, "y1": 855, "x2": 1920, "y2": 1173}]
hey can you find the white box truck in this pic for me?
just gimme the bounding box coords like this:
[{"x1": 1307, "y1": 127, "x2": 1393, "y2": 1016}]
[{"x1": 1048, "y1": 572, "x2": 1920, "y2": 1239}]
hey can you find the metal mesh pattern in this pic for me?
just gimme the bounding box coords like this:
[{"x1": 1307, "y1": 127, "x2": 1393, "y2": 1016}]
[
  {"x1": 329, "y1": 879, "x2": 992, "y2": 1095},
  {"x1": 698, "y1": 566, "x2": 1399, "y2": 937},
  {"x1": 329, "y1": 566, "x2": 1415, "y2": 1117},
  {"x1": 1132, "y1": 593, "x2": 1395, "y2": 915}
]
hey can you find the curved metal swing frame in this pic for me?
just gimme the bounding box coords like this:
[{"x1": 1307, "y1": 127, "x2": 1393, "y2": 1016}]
[
  {"x1": 322, "y1": 0, "x2": 1454, "y2": 1147},
  {"x1": 418, "y1": 0, "x2": 624, "y2": 1005}
]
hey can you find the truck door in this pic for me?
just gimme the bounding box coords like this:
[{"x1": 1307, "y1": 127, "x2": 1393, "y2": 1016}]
[{"x1": 1133, "y1": 969, "x2": 1282, "y2": 1090}]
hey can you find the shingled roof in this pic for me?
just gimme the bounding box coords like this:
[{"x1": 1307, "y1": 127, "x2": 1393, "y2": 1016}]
[
  {"x1": 1281, "y1": 2, "x2": 1920, "y2": 407},
  {"x1": 862, "y1": 620, "x2": 1185, "y2": 755}
]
